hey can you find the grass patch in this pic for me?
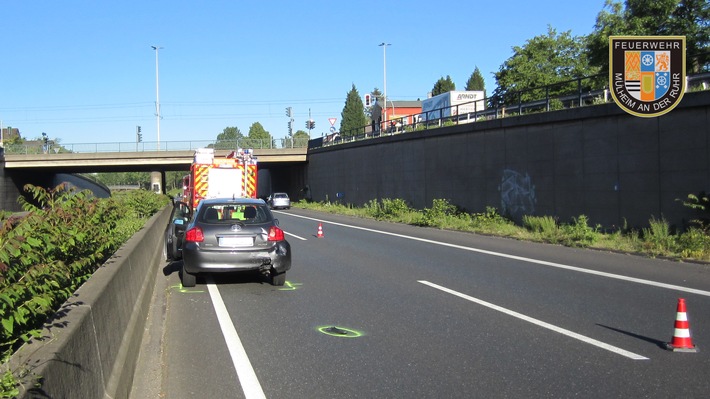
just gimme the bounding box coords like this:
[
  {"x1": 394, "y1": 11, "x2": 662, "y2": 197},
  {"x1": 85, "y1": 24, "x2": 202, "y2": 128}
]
[{"x1": 294, "y1": 198, "x2": 710, "y2": 262}]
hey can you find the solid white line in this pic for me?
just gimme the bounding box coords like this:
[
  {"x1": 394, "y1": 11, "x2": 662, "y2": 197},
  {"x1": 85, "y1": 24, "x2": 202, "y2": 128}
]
[
  {"x1": 284, "y1": 213, "x2": 710, "y2": 297},
  {"x1": 206, "y1": 280, "x2": 266, "y2": 399},
  {"x1": 284, "y1": 231, "x2": 307, "y2": 241},
  {"x1": 418, "y1": 280, "x2": 649, "y2": 360}
]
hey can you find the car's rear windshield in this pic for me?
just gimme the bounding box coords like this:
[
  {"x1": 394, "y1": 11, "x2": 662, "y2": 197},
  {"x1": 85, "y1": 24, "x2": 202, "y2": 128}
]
[
  {"x1": 200, "y1": 204, "x2": 270, "y2": 224},
  {"x1": 274, "y1": 193, "x2": 288, "y2": 199}
]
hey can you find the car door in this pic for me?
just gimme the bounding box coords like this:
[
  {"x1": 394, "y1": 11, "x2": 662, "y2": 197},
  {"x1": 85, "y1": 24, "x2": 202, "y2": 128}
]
[{"x1": 165, "y1": 201, "x2": 191, "y2": 261}]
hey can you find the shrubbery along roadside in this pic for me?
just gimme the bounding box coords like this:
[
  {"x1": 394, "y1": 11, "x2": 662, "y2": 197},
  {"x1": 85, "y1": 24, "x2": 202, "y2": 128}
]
[{"x1": 0, "y1": 184, "x2": 168, "y2": 397}]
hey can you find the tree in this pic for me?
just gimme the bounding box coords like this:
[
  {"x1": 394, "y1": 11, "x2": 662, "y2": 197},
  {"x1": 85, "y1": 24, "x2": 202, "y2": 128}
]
[
  {"x1": 586, "y1": 0, "x2": 710, "y2": 73},
  {"x1": 432, "y1": 76, "x2": 455, "y2": 96},
  {"x1": 492, "y1": 26, "x2": 597, "y2": 104},
  {"x1": 339, "y1": 84, "x2": 368, "y2": 137},
  {"x1": 465, "y1": 67, "x2": 486, "y2": 93},
  {"x1": 284, "y1": 130, "x2": 310, "y2": 148},
  {"x1": 365, "y1": 87, "x2": 383, "y2": 119},
  {"x1": 246, "y1": 122, "x2": 273, "y2": 148},
  {"x1": 214, "y1": 126, "x2": 242, "y2": 150},
  {"x1": 668, "y1": 0, "x2": 710, "y2": 71},
  {"x1": 371, "y1": 87, "x2": 383, "y2": 104}
]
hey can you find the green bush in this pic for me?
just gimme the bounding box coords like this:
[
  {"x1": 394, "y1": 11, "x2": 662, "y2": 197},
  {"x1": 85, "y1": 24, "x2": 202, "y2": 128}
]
[
  {"x1": 677, "y1": 227, "x2": 710, "y2": 260},
  {"x1": 641, "y1": 216, "x2": 676, "y2": 256},
  {"x1": 470, "y1": 207, "x2": 514, "y2": 230},
  {"x1": 0, "y1": 185, "x2": 167, "y2": 395},
  {"x1": 419, "y1": 199, "x2": 458, "y2": 227},
  {"x1": 560, "y1": 215, "x2": 600, "y2": 247},
  {"x1": 523, "y1": 215, "x2": 557, "y2": 234},
  {"x1": 679, "y1": 192, "x2": 710, "y2": 232},
  {"x1": 293, "y1": 195, "x2": 710, "y2": 262},
  {"x1": 523, "y1": 215, "x2": 560, "y2": 242}
]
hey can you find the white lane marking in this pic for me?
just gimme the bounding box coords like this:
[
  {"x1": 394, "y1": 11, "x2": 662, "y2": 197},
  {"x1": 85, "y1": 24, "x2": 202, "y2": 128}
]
[
  {"x1": 206, "y1": 280, "x2": 267, "y2": 399},
  {"x1": 284, "y1": 213, "x2": 710, "y2": 297},
  {"x1": 419, "y1": 280, "x2": 649, "y2": 360},
  {"x1": 284, "y1": 231, "x2": 307, "y2": 240}
]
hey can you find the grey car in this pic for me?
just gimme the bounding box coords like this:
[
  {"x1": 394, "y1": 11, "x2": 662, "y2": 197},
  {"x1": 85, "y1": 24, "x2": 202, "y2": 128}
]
[
  {"x1": 180, "y1": 198, "x2": 291, "y2": 287},
  {"x1": 269, "y1": 192, "x2": 291, "y2": 210}
]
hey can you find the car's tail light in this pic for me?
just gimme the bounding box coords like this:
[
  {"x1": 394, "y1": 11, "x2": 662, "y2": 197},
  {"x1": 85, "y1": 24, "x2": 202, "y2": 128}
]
[
  {"x1": 185, "y1": 227, "x2": 204, "y2": 242},
  {"x1": 268, "y1": 226, "x2": 284, "y2": 241}
]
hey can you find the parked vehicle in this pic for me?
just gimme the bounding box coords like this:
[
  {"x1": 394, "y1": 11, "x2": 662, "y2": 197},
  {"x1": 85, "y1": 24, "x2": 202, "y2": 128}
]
[
  {"x1": 180, "y1": 197, "x2": 291, "y2": 287},
  {"x1": 421, "y1": 90, "x2": 485, "y2": 122},
  {"x1": 182, "y1": 148, "x2": 258, "y2": 211},
  {"x1": 269, "y1": 192, "x2": 291, "y2": 210}
]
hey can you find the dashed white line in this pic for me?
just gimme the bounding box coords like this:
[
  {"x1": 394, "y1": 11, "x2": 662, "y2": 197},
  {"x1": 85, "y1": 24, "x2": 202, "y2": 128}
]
[
  {"x1": 206, "y1": 279, "x2": 266, "y2": 399},
  {"x1": 419, "y1": 280, "x2": 649, "y2": 360},
  {"x1": 284, "y1": 231, "x2": 307, "y2": 240},
  {"x1": 283, "y1": 213, "x2": 710, "y2": 297}
]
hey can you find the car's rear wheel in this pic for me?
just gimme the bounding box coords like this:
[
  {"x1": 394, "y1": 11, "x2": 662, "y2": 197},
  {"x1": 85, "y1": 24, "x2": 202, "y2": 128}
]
[
  {"x1": 181, "y1": 265, "x2": 196, "y2": 287},
  {"x1": 271, "y1": 271, "x2": 286, "y2": 286}
]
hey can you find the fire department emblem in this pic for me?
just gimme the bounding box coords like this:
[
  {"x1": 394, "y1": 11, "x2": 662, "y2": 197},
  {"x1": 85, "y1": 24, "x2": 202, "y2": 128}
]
[{"x1": 609, "y1": 36, "x2": 685, "y2": 117}]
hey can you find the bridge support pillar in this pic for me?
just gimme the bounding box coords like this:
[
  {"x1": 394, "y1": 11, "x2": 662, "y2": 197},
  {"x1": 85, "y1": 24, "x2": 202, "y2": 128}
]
[{"x1": 150, "y1": 171, "x2": 164, "y2": 194}]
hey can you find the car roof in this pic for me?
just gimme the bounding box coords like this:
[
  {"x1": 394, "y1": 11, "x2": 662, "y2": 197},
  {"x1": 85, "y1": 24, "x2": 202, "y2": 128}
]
[{"x1": 199, "y1": 197, "x2": 266, "y2": 206}]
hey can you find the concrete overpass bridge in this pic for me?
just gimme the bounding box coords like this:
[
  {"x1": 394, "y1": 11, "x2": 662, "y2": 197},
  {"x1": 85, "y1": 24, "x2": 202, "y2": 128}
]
[{"x1": 0, "y1": 144, "x2": 308, "y2": 212}]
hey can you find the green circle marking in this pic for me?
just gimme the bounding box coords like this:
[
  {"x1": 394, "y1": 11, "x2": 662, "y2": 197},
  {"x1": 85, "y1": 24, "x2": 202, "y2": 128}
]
[{"x1": 317, "y1": 325, "x2": 364, "y2": 338}]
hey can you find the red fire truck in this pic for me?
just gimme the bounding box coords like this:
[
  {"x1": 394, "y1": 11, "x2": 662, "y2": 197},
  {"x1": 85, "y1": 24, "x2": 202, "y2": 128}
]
[{"x1": 182, "y1": 148, "x2": 258, "y2": 210}]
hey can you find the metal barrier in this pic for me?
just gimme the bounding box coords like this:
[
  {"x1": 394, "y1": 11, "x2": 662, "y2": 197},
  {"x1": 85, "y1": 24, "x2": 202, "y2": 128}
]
[
  {"x1": 3, "y1": 138, "x2": 311, "y2": 155},
  {"x1": 311, "y1": 67, "x2": 710, "y2": 150}
]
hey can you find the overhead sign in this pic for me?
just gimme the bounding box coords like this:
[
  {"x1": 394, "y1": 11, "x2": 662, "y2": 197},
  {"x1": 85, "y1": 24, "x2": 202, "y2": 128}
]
[
  {"x1": 609, "y1": 36, "x2": 685, "y2": 117},
  {"x1": 328, "y1": 118, "x2": 337, "y2": 126}
]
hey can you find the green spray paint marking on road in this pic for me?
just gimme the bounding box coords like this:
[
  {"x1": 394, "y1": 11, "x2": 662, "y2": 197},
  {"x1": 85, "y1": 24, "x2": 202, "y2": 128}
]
[
  {"x1": 169, "y1": 284, "x2": 205, "y2": 294},
  {"x1": 279, "y1": 281, "x2": 303, "y2": 291},
  {"x1": 317, "y1": 326, "x2": 364, "y2": 338}
]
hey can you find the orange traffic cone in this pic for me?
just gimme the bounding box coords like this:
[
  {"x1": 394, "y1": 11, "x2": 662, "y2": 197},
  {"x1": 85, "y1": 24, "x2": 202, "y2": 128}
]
[
  {"x1": 665, "y1": 298, "x2": 698, "y2": 352},
  {"x1": 317, "y1": 223, "x2": 324, "y2": 238}
]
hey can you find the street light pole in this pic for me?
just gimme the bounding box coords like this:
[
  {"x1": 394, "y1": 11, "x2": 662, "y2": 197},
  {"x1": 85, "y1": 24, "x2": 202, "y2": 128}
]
[
  {"x1": 151, "y1": 45, "x2": 163, "y2": 150},
  {"x1": 378, "y1": 42, "x2": 391, "y2": 131}
]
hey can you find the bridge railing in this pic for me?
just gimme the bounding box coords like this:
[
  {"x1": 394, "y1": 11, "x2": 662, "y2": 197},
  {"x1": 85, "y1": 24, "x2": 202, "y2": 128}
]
[
  {"x1": 3, "y1": 138, "x2": 311, "y2": 155},
  {"x1": 310, "y1": 63, "x2": 710, "y2": 150}
]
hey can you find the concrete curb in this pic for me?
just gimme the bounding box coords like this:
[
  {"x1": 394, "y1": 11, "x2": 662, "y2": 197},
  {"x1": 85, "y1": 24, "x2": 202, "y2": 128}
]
[{"x1": 8, "y1": 205, "x2": 172, "y2": 399}]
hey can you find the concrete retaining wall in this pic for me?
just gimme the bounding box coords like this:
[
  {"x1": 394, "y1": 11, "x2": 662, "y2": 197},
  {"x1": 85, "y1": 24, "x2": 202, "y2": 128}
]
[
  {"x1": 307, "y1": 90, "x2": 710, "y2": 230},
  {"x1": 8, "y1": 205, "x2": 171, "y2": 399}
]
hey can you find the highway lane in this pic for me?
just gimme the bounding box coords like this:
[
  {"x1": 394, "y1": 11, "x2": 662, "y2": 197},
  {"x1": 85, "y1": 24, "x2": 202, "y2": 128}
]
[{"x1": 132, "y1": 208, "x2": 710, "y2": 398}]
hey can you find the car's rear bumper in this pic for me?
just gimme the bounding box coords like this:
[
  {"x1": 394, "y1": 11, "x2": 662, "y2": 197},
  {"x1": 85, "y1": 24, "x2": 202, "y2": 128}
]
[{"x1": 183, "y1": 240, "x2": 291, "y2": 274}]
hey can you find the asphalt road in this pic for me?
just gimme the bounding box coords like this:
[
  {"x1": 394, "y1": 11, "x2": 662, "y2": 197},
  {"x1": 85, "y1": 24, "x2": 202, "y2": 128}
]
[{"x1": 131, "y1": 208, "x2": 710, "y2": 398}]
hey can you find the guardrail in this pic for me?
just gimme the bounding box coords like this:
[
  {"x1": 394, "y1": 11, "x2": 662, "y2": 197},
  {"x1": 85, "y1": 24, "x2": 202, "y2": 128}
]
[
  {"x1": 310, "y1": 69, "x2": 710, "y2": 150},
  {"x1": 3, "y1": 138, "x2": 311, "y2": 155}
]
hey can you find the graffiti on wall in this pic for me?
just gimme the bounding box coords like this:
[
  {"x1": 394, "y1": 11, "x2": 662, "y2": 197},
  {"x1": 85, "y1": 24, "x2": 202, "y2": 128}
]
[{"x1": 500, "y1": 169, "x2": 536, "y2": 220}]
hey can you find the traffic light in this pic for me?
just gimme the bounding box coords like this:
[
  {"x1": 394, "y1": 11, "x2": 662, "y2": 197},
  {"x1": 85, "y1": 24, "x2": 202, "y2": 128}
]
[
  {"x1": 364, "y1": 93, "x2": 371, "y2": 107},
  {"x1": 287, "y1": 121, "x2": 293, "y2": 135},
  {"x1": 285, "y1": 107, "x2": 292, "y2": 117},
  {"x1": 136, "y1": 126, "x2": 142, "y2": 142},
  {"x1": 309, "y1": 120, "x2": 315, "y2": 129},
  {"x1": 305, "y1": 120, "x2": 310, "y2": 129}
]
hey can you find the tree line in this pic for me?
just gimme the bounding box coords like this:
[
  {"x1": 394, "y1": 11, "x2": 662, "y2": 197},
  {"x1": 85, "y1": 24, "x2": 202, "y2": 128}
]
[{"x1": 337, "y1": 0, "x2": 708, "y2": 137}]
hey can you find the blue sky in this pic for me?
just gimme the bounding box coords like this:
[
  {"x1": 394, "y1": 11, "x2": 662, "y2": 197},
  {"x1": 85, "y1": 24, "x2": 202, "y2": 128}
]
[{"x1": 1, "y1": 1, "x2": 606, "y2": 146}]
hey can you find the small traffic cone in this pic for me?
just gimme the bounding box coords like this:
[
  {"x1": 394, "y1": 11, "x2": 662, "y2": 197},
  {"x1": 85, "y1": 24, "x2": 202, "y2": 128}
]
[
  {"x1": 665, "y1": 298, "x2": 698, "y2": 352},
  {"x1": 317, "y1": 223, "x2": 324, "y2": 238}
]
